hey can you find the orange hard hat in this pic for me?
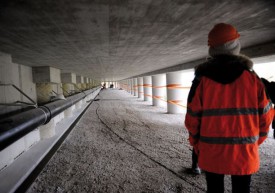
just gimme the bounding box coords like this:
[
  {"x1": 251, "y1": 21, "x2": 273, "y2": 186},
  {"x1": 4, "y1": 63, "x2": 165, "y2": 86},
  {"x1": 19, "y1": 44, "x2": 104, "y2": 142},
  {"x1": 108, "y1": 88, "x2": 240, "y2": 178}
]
[{"x1": 208, "y1": 23, "x2": 240, "y2": 47}]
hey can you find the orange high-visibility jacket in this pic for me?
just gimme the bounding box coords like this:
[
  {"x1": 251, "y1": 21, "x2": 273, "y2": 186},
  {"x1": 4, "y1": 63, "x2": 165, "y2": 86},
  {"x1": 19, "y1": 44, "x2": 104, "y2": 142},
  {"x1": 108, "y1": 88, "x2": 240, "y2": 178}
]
[{"x1": 185, "y1": 55, "x2": 274, "y2": 175}]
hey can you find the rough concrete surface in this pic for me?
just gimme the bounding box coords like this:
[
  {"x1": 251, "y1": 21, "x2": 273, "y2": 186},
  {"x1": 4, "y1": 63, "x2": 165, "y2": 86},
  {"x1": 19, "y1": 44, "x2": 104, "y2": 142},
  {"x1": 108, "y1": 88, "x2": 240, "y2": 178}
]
[
  {"x1": 27, "y1": 89, "x2": 275, "y2": 193},
  {"x1": 1, "y1": 1, "x2": 275, "y2": 81}
]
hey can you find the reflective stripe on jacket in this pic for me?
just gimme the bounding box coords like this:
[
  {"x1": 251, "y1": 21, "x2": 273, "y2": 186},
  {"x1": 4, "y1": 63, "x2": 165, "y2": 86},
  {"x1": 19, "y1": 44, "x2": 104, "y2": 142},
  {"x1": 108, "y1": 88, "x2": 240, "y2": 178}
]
[{"x1": 185, "y1": 55, "x2": 274, "y2": 175}]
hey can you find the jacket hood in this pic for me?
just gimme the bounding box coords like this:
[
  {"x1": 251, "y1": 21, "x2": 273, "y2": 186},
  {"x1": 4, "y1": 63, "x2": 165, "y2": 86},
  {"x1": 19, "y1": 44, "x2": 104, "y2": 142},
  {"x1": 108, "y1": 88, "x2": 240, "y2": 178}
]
[{"x1": 195, "y1": 54, "x2": 253, "y2": 84}]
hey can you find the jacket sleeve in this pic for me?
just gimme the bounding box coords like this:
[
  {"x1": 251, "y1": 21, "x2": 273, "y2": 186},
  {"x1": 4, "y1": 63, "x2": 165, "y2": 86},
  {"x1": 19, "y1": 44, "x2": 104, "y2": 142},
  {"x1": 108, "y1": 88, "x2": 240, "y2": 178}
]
[
  {"x1": 258, "y1": 79, "x2": 274, "y2": 145},
  {"x1": 184, "y1": 77, "x2": 202, "y2": 151}
]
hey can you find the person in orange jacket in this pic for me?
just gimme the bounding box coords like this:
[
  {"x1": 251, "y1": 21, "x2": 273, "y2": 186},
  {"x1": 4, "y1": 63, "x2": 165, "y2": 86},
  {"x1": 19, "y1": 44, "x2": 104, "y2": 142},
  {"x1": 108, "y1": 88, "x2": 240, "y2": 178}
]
[
  {"x1": 261, "y1": 78, "x2": 275, "y2": 138},
  {"x1": 185, "y1": 23, "x2": 274, "y2": 193}
]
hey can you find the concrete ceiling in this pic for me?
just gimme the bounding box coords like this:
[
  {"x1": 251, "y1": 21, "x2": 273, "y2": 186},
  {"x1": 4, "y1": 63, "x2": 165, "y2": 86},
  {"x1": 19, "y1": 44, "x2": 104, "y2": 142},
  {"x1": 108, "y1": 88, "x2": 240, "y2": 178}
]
[{"x1": 0, "y1": 0, "x2": 275, "y2": 81}]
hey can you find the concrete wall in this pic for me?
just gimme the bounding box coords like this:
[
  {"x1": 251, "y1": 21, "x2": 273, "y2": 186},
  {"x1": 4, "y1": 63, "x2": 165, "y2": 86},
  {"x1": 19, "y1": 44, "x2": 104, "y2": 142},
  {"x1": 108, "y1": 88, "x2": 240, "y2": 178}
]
[
  {"x1": 19, "y1": 64, "x2": 37, "y2": 103},
  {"x1": 0, "y1": 52, "x2": 36, "y2": 117}
]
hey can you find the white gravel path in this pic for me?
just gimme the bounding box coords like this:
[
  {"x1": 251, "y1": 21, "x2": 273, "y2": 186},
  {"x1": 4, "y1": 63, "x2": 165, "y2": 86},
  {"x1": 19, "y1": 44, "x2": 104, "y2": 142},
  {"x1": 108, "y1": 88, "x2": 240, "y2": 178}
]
[{"x1": 27, "y1": 89, "x2": 275, "y2": 193}]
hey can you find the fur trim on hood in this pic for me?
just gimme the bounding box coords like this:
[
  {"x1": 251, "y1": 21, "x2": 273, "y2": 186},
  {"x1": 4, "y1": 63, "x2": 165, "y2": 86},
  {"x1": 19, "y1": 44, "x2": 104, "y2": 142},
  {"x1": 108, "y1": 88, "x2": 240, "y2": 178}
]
[{"x1": 195, "y1": 54, "x2": 254, "y2": 84}]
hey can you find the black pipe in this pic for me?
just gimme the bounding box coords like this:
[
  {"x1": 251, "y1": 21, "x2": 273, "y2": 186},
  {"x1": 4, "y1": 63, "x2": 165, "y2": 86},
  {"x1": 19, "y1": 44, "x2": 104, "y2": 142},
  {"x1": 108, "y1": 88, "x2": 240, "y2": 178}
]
[
  {"x1": 0, "y1": 108, "x2": 49, "y2": 151},
  {"x1": 44, "y1": 92, "x2": 85, "y2": 121},
  {"x1": 0, "y1": 87, "x2": 100, "y2": 151}
]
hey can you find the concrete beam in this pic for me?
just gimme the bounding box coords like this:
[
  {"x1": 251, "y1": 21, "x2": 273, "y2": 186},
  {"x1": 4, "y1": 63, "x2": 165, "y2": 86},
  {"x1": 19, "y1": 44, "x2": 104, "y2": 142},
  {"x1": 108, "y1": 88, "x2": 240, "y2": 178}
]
[
  {"x1": 132, "y1": 41, "x2": 275, "y2": 79},
  {"x1": 61, "y1": 73, "x2": 76, "y2": 84},
  {"x1": 32, "y1": 67, "x2": 61, "y2": 84},
  {"x1": 242, "y1": 41, "x2": 275, "y2": 60},
  {"x1": 76, "y1": 76, "x2": 84, "y2": 84}
]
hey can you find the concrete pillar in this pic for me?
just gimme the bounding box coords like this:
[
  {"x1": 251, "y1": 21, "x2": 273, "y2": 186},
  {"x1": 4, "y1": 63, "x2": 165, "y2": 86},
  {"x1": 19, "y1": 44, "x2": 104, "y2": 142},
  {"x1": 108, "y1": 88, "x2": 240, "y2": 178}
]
[
  {"x1": 0, "y1": 52, "x2": 36, "y2": 116},
  {"x1": 138, "y1": 77, "x2": 144, "y2": 99},
  {"x1": 33, "y1": 66, "x2": 63, "y2": 104},
  {"x1": 123, "y1": 80, "x2": 127, "y2": 91},
  {"x1": 90, "y1": 79, "x2": 93, "y2": 88},
  {"x1": 166, "y1": 72, "x2": 185, "y2": 114},
  {"x1": 128, "y1": 80, "x2": 131, "y2": 93},
  {"x1": 81, "y1": 77, "x2": 87, "y2": 90},
  {"x1": 130, "y1": 79, "x2": 134, "y2": 95},
  {"x1": 118, "y1": 81, "x2": 121, "y2": 89},
  {"x1": 124, "y1": 81, "x2": 127, "y2": 92},
  {"x1": 133, "y1": 78, "x2": 138, "y2": 96},
  {"x1": 143, "y1": 76, "x2": 152, "y2": 102},
  {"x1": 61, "y1": 73, "x2": 76, "y2": 97},
  {"x1": 89, "y1": 78, "x2": 93, "y2": 89},
  {"x1": 76, "y1": 75, "x2": 84, "y2": 91},
  {"x1": 0, "y1": 53, "x2": 20, "y2": 107},
  {"x1": 122, "y1": 81, "x2": 125, "y2": 90},
  {"x1": 120, "y1": 81, "x2": 124, "y2": 90},
  {"x1": 152, "y1": 74, "x2": 166, "y2": 107}
]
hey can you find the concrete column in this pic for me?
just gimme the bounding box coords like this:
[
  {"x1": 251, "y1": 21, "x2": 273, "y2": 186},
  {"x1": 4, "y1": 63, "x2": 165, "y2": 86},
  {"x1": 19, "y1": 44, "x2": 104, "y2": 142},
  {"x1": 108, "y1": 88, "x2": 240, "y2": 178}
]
[
  {"x1": 133, "y1": 78, "x2": 138, "y2": 96},
  {"x1": 126, "y1": 80, "x2": 130, "y2": 93},
  {"x1": 152, "y1": 74, "x2": 166, "y2": 107},
  {"x1": 118, "y1": 81, "x2": 121, "y2": 89},
  {"x1": 121, "y1": 81, "x2": 125, "y2": 90},
  {"x1": 138, "y1": 77, "x2": 144, "y2": 99},
  {"x1": 83, "y1": 77, "x2": 89, "y2": 90},
  {"x1": 61, "y1": 73, "x2": 76, "y2": 97},
  {"x1": 143, "y1": 76, "x2": 152, "y2": 102},
  {"x1": 166, "y1": 72, "x2": 185, "y2": 114},
  {"x1": 130, "y1": 78, "x2": 135, "y2": 95},
  {"x1": 75, "y1": 77, "x2": 84, "y2": 108},
  {"x1": 33, "y1": 66, "x2": 63, "y2": 104},
  {"x1": 125, "y1": 80, "x2": 128, "y2": 92},
  {"x1": 0, "y1": 52, "x2": 37, "y2": 116},
  {"x1": 90, "y1": 79, "x2": 94, "y2": 88},
  {"x1": 76, "y1": 75, "x2": 84, "y2": 91},
  {"x1": 120, "y1": 81, "x2": 124, "y2": 90}
]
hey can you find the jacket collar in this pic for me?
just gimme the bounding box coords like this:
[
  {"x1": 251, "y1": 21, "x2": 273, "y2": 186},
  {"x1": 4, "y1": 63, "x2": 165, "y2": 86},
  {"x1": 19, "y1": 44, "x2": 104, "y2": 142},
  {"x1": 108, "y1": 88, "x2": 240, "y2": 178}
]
[{"x1": 195, "y1": 54, "x2": 253, "y2": 84}]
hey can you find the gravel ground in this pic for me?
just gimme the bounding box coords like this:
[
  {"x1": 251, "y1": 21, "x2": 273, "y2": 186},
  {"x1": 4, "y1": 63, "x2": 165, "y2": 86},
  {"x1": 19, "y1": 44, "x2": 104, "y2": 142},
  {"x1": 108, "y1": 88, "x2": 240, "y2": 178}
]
[{"x1": 27, "y1": 89, "x2": 275, "y2": 193}]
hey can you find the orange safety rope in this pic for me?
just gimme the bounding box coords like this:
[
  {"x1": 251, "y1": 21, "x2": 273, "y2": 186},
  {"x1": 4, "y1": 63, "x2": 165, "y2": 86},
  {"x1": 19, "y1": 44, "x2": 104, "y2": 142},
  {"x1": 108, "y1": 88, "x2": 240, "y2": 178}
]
[
  {"x1": 122, "y1": 83, "x2": 189, "y2": 109},
  {"x1": 143, "y1": 84, "x2": 152, "y2": 87},
  {"x1": 167, "y1": 84, "x2": 190, "y2": 89},
  {"x1": 152, "y1": 85, "x2": 166, "y2": 89},
  {"x1": 167, "y1": 100, "x2": 187, "y2": 108},
  {"x1": 137, "y1": 84, "x2": 190, "y2": 89}
]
